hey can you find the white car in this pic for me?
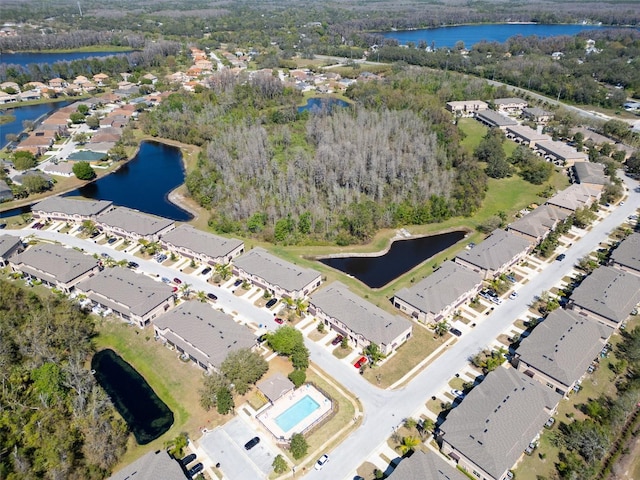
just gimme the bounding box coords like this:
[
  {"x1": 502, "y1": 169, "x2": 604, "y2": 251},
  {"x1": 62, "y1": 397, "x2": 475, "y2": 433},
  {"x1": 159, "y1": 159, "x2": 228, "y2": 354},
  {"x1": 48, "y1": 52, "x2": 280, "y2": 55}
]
[
  {"x1": 315, "y1": 454, "x2": 329, "y2": 470},
  {"x1": 451, "y1": 389, "x2": 465, "y2": 398},
  {"x1": 509, "y1": 291, "x2": 518, "y2": 300}
]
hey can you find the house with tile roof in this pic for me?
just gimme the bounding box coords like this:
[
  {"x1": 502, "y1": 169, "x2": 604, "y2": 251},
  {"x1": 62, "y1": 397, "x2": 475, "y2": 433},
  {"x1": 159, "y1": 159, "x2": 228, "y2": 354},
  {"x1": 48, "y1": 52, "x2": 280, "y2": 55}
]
[
  {"x1": 310, "y1": 282, "x2": 412, "y2": 355},
  {"x1": 514, "y1": 309, "x2": 612, "y2": 396},
  {"x1": 393, "y1": 261, "x2": 483, "y2": 324},
  {"x1": 439, "y1": 367, "x2": 561, "y2": 480},
  {"x1": 153, "y1": 301, "x2": 256, "y2": 372},
  {"x1": 233, "y1": 247, "x2": 321, "y2": 300}
]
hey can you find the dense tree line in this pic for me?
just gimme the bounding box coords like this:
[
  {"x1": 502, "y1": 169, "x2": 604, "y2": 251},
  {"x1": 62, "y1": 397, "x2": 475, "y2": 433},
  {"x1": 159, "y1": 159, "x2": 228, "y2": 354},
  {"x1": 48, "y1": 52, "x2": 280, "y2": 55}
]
[
  {"x1": 0, "y1": 31, "x2": 144, "y2": 52},
  {"x1": 0, "y1": 280, "x2": 127, "y2": 479}
]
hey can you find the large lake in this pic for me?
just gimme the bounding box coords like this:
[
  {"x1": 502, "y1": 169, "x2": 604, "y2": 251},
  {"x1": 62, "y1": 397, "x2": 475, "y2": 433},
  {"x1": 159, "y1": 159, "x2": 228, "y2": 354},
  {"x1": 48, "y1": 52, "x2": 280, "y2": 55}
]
[
  {"x1": 1, "y1": 100, "x2": 71, "y2": 148},
  {"x1": 63, "y1": 141, "x2": 193, "y2": 221},
  {"x1": 382, "y1": 23, "x2": 617, "y2": 48},
  {"x1": 0, "y1": 50, "x2": 128, "y2": 68},
  {"x1": 319, "y1": 230, "x2": 467, "y2": 288}
]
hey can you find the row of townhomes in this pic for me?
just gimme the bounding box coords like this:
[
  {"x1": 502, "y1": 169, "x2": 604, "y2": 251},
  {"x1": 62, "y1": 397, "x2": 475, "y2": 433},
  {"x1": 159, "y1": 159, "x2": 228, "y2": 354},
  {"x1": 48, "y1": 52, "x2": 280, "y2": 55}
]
[{"x1": 435, "y1": 231, "x2": 640, "y2": 480}]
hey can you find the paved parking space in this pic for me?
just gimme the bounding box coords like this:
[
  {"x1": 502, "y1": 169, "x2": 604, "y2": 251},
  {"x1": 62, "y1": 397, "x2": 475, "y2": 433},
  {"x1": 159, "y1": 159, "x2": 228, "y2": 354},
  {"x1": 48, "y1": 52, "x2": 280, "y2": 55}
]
[{"x1": 199, "y1": 417, "x2": 277, "y2": 480}]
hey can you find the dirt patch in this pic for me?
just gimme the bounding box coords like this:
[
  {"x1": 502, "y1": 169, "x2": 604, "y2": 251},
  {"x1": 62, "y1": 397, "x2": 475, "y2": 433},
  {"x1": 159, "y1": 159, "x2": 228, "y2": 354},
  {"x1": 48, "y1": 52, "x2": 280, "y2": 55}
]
[{"x1": 610, "y1": 424, "x2": 640, "y2": 479}]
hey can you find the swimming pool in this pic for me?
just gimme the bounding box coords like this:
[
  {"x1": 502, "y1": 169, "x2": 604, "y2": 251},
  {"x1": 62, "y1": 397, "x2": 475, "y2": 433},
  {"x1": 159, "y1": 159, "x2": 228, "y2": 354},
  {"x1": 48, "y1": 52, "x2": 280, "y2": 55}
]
[{"x1": 275, "y1": 395, "x2": 320, "y2": 432}]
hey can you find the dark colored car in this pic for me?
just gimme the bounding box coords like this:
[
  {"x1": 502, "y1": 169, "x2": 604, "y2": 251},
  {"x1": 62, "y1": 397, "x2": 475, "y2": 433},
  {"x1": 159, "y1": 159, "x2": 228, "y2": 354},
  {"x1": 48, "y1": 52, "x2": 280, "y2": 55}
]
[
  {"x1": 274, "y1": 317, "x2": 284, "y2": 324},
  {"x1": 187, "y1": 462, "x2": 203, "y2": 477},
  {"x1": 556, "y1": 253, "x2": 566, "y2": 261},
  {"x1": 0, "y1": 223, "x2": 6, "y2": 229},
  {"x1": 449, "y1": 327, "x2": 462, "y2": 337},
  {"x1": 181, "y1": 453, "x2": 197, "y2": 465},
  {"x1": 331, "y1": 335, "x2": 343, "y2": 346},
  {"x1": 207, "y1": 292, "x2": 218, "y2": 301},
  {"x1": 265, "y1": 298, "x2": 278, "y2": 308},
  {"x1": 107, "y1": 237, "x2": 117, "y2": 244},
  {"x1": 173, "y1": 277, "x2": 182, "y2": 284},
  {"x1": 90, "y1": 230, "x2": 100, "y2": 238},
  {"x1": 234, "y1": 279, "x2": 243, "y2": 287},
  {"x1": 244, "y1": 436, "x2": 260, "y2": 450},
  {"x1": 128, "y1": 261, "x2": 139, "y2": 269},
  {"x1": 201, "y1": 267, "x2": 211, "y2": 275}
]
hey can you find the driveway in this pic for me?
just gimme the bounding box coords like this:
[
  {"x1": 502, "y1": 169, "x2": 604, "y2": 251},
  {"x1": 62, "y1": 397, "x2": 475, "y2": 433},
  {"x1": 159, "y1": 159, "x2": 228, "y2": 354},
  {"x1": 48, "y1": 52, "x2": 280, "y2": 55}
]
[{"x1": 199, "y1": 417, "x2": 277, "y2": 480}]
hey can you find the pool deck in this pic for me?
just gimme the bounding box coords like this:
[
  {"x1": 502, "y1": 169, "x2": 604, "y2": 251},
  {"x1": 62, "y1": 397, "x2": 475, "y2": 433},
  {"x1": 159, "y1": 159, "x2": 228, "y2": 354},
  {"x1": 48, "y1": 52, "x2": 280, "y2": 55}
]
[{"x1": 257, "y1": 384, "x2": 331, "y2": 441}]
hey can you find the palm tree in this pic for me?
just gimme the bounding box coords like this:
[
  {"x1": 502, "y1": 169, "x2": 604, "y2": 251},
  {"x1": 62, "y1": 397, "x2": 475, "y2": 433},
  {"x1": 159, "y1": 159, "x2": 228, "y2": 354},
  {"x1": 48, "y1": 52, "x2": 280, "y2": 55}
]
[
  {"x1": 117, "y1": 259, "x2": 128, "y2": 268},
  {"x1": 215, "y1": 263, "x2": 232, "y2": 281},
  {"x1": 196, "y1": 291, "x2": 207, "y2": 302},
  {"x1": 81, "y1": 219, "x2": 96, "y2": 235},
  {"x1": 294, "y1": 298, "x2": 308, "y2": 317},
  {"x1": 397, "y1": 436, "x2": 421, "y2": 455},
  {"x1": 434, "y1": 321, "x2": 450, "y2": 337},
  {"x1": 180, "y1": 283, "x2": 192, "y2": 299}
]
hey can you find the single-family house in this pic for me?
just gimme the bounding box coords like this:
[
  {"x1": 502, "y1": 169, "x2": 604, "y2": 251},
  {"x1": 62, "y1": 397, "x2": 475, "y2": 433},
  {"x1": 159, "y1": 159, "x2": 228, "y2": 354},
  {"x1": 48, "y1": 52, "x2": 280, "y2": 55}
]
[
  {"x1": 108, "y1": 449, "x2": 187, "y2": 480},
  {"x1": 439, "y1": 367, "x2": 562, "y2": 480},
  {"x1": 309, "y1": 282, "x2": 412, "y2": 355},
  {"x1": 493, "y1": 97, "x2": 528, "y2": 114},
  {"x1": 233, "y1": 247, "x2": 322, "y2": 300},
  {"x1": 514, "y1": 309, "x2": 612, "y2": 396},
  {"x1": 153, "y1": 301, "x2": 256, "y2": 372},
  {"x1": 388, "y1": 450, "x2": 469, "y2": 480},
  {"x1": 568, "y1": 266, "x2": 640, "y2": 328},
  {"x1": 76, "y1": 267, "x2": 175, "y2": 328},
  {"x1": 0, "y1": 235, "x2": 24, "y2": 266},
  {"x1": 160, "y1": 225, "x2": 244, "y2": 266},
  {"x1": 611, "y1": 232, "x2": 640, "y2": 276},
  {"x1": 93, "y1": 73, "x2": 110, "y2": 86},
  {"x1": 446, "y1": 100, "x2": 489, "y2": 117},
  {"x1": 507, "y1": 205, "x2": 568, "y2": 243},
  {"x1": 32, "y1": 196, "x2": 113, "y2": 223},
  {"x1": 10, "y1": 243, "x2": 100, "y2": 293},
  {"x1": 393, "y1": 261, "x2": 483, "y2": 324},
  {"x1": 96, "y1": 206, "x2": 175, "y2": 242},
  {"x1": 455, "y1": 229, "x2": 533, "y2": 279}
]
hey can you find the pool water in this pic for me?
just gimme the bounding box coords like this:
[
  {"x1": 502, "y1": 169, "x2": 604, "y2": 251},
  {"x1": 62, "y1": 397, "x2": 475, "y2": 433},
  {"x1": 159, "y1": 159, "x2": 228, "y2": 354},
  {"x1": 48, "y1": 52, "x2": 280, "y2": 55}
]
[{"x1": 275, "y1": 395, "x2": 320, "y2": 432}]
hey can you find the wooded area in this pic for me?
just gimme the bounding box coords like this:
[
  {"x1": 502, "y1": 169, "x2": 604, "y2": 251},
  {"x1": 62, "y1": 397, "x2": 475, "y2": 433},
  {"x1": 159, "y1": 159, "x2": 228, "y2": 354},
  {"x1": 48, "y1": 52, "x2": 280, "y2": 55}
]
[{"x1": 0, "y1": 281, "x2": 127, "y2": 479}]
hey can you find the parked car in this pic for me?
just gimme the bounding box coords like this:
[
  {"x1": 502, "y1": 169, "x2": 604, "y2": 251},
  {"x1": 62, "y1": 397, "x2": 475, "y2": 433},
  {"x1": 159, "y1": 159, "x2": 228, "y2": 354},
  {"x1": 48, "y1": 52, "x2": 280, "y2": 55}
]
[
  {"x1": 265, "y1": 298, "x2": 278, "y2": 308},
  {"x1": 544, "y1": 417, "x2": 556, "y2": 429},
  {"x1": 233, "y1": 279, "x2": 243, "y2": 287},
  {"x1": 274, "y1": 317, "x2": 284, "y2": 324},
  {"x1": 201, "y1": 267, "x2": 211, "y2": 275},
  {"x1": 451, "y1": 389, "x2": 465, "y2": 398},
  {"x1": 172, "y1": 287, "x2": 178, "y2": 292},
  {"x1": 161, "y1": 277, "x2": 171, "y2": 284},
  {"x1": 506, "y1": 274, "x2": 517, "y2": 283},
  {"x1": 0, "y1": 223, "x2": 6, "y2": 229},
  {"x1": 173, "y1": 277, "x2": 182, "y2": 284},
  {"x1": 257, "y1": 334, "x2": 268, "y2": 343},
  {"x1": 128, "y1": 261, "x2": 139, "y2": 269},
  {"x1": 181, "y1": 453, "x2": 197, "y2": 465},
  {"x1": 100, "y1": 252, "x2": 111, "y2": 259},
  {"x1": 314, "y1": 454, "x2": 329, "y2": 470},
  {"x1": 207, "y1": 292, "x2": 218, "y2": 301},
  {"x1": 524, "y1": 442, "x2": 537, "y2": 455},
  {"x1": 449, "y1": 327, "x2": 462, "y2": 337},
  {"x1": 556, "y1": 253, "x2": 566, "y2": 261},
  {"x1": 509, "y1": 291, "x2": 518, "y2": 300},
  {"x1": 107, "y1": 237, "x2": 117, "y2": 244},
  {"x1": 90, "y1": 230, "x2": 100, "y2": 238},
  {"x1": 244, "y1": 436, "x2": 260, "y2": 450},
  {"x1": 490, "y1": 296, "x2": 503, "y2": 305},
  {"x1": 354, "y1": 356, "x2": 368, "y2": 369},
  {"x1": 331, "y1": 335, "x2": 344, "y2": 346},
  {"x1": 187, "y1": 462, "x2": 203, "y2": 477}
]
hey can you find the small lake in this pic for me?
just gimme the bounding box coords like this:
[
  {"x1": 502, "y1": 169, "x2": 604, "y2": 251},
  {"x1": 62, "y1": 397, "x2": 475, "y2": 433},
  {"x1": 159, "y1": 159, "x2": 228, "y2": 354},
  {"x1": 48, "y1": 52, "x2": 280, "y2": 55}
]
[
  {"x1": 63, "y1": 140, "x2": 193, "y2": 221},
  {"x1": 1, "y1": 100, "x2": 71, "y2": 148},
  {"x1": 319, "y1": 230, "x2": 466, "y2": 288},
  {"x1": 382, "y1": 23, "x2": 617, "y2": 48},
  {"x1": 0, "y1": 50, "x2": 129, "y2": 68},
  {"x1": 298, "y1": 97, "x2": 349, "y2": 113},
  {"x1": 91, "y1": 349, "x2": 174, "y2": 445}
]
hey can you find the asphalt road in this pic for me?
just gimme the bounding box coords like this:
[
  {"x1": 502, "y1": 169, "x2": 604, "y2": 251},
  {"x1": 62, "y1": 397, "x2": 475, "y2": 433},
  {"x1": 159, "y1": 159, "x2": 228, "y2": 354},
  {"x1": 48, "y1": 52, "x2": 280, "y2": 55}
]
[{"x1": 3, "y1": 174, "x2": 638, "y2": 480}]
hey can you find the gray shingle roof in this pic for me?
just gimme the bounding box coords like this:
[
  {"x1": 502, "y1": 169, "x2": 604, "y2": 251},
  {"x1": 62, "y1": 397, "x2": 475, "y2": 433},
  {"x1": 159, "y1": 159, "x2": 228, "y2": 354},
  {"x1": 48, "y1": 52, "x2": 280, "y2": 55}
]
[
  {"x1": 394, "y1": 261, "x2": 482, "y2": 317},
  {"x1": 494, "y1": 97, "x2": 527, "y2": 105},
  {"x1": 11, "y1": 243, "x2": 98, "y2": 284},
  {"x1": 234, "y1": 247, "x2": 321, "y2": 294},
  {"x1": 455, "y1": 229, "x2": 532, "y2": 272},
  {"x1": 97, "y1": 206, "x2": 175, "y2": 236},
  {"x1": 570, "y1": 266, "x2": 640, "y2": 324},
  {"x1": 161, "y1": 225, "x2": 244, "y2": 261},
  {"x1": 573, "y1": 161, "x2": 608, "y2": 185},
  {"x1": 517, "y1": 309, "x2": 612, "y2": 387},
  {"x1": 310, "y1": 282, "x2": 412, "y2": 347},
  {"x1": 523, "y1": 107, "x2": 551, "y2": 117},
  {"x1": 257, "y1": 373, "x2": 295, "y2": 403},
  {"x1": 0, "y1": 234, "x2": 21, "y2": 259},
  {"x1": 388, "y1": 450, "x2": 468, "y2": 480},
  {"x1": 545, "y1": 184, "x2": 599, "y2": 212},
  {"x1": 76, "y1": 267, "x2": 174, "y2": 317},
  {"x1": 440, "y1": 367, "x2": 561, "y2": 480},
  {"x1": 476, "y1": 110, "x2": 518, "y2": 127},
  {"x1": 0, "y1": 179, "x2": 13, "y2": 200},
  {"x1": 32, "y1": 196, "x2": 113, "y2": 217},
  {"x1": 507, "y1": 205, "x2": 568, "y2": 240},
  {"x1": 506, "y1": 124, "x2": 551, "y2": 143},
  {"x1": 108, "y1": 449, "x2": 186, "y2": 480},
  {"x1": 611, "y1": 232, "x2": 640, "y2": 274},
  {"x1": 153, "y1": 301, "x2": 256, "y2": 370},
  {"x1": 535, "y1": 140, "x2": 588, "y2": 161}
]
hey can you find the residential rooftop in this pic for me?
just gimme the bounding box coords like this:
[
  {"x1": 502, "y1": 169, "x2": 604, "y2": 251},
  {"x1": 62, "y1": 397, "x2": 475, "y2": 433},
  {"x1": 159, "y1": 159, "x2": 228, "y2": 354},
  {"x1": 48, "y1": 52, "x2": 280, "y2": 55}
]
[
  {"x1": 233, "y1": 247, "x2": 321, "y2": 294},
  {"x1": 108, "y1": 449, "x2": 186, "y2": 480},
  {"x1": 153, "y1": 301, "x2": 256, "y2": 370},
  {"x1": 310, "y1": 281, "x2": 412, "y2": 347},
  {"x1": 545, "y1": 183, "x2": 600, "y2": 212},
  {"x1": 32, "y1": 196, "x2": 113, "y2": 217},
  {"x1": 161, "y1": 225, "x2": 244, "y2": 261},
  {"x1": 572, "y1": 161, "x2": 608, "y2": 185},
  {"x1": 455, "y1": 229, "x2": 532, "y2": 272},
  {"x1": 0, "y1": 234, "x2": 22, "y2": 258},
  {"x1": 388, "y1": 449, "x2": 468, "y2": 480},
  {"x1": 394, "y1": 261, "x2": 482, "y2": 317},
  {"x1": 76, "y1": 267, "x2": 174, "y2": 317},
  {"x1": 11, "y1": 243, "x2": 98, "y2": 284},
  {"x1": 440, "y1": 367, "x2": 561, "y2": 480},
  {"x1": 570, "y1": 266, "x2": 640, "y2": 324},
  {"x1": 611, "y1": 232, "x2": 640, "y2": 274},
  {"x1": 507, "y1": 205, "x2": 568, "y2": 240},
  {"x1": 475, "y1": 110, "x2": 518, "y2": 127},
  {"x1": 516, "y1": 309, "x2": 612, "y2": 388},
  {"x1": 96, "y1": 206, "x2": 175, "y2": 236}
]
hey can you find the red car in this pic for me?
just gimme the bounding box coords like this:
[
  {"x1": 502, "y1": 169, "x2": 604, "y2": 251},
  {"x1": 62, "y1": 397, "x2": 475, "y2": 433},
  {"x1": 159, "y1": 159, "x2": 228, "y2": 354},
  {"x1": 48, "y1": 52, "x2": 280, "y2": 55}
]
[
  {"x1": 274, "y1": 317, "x2": 284, "y2": 324},
  {"x1": 173, "y1": 277, "x2": 182, "y2": 284},
  {"x1": 354, "y1": 356, "x2": 368, "y2": 369}
]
